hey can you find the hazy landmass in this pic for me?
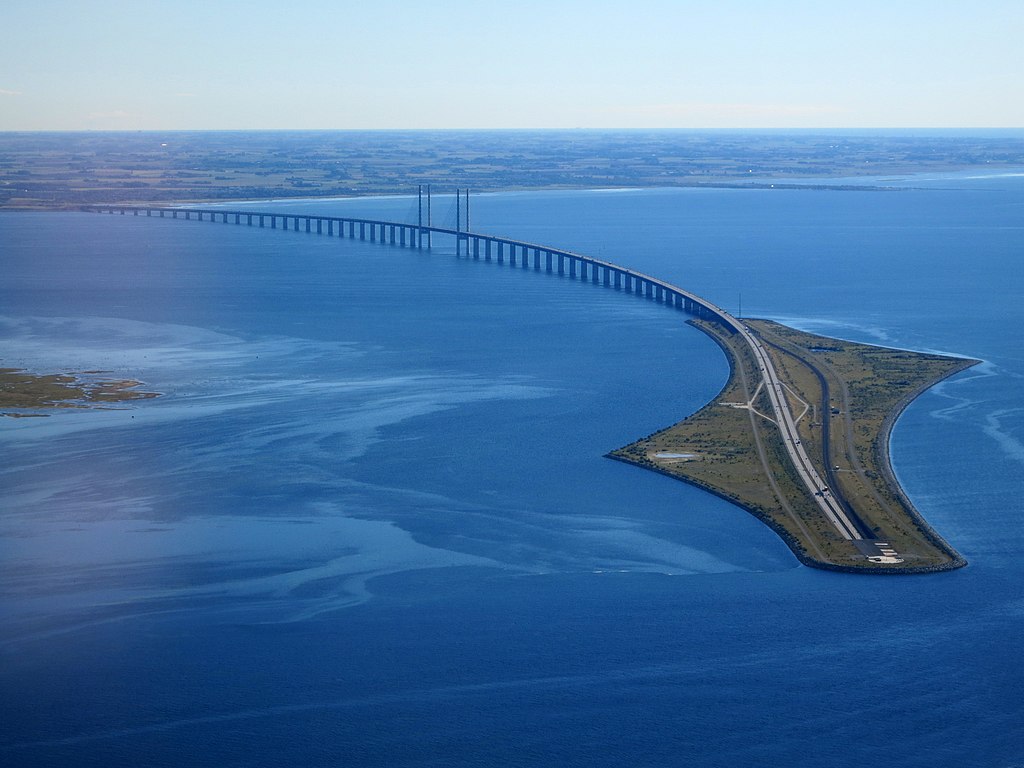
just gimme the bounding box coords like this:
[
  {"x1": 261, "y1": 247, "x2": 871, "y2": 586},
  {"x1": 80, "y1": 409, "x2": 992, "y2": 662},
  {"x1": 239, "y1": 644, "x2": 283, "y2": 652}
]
[{"x1": 2, "y1": 130, "x2": 1023, "y2": 208}]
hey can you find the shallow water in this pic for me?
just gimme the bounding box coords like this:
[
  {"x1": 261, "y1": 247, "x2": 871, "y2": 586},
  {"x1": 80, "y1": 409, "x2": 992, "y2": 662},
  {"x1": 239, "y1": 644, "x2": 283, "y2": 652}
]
[{"x1": 2, "y1": 174, "x2": 1023, "y2": 766}]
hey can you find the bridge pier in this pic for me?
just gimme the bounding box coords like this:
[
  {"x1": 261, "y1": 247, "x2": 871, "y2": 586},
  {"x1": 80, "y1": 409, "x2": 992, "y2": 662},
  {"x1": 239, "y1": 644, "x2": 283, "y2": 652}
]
[
  {"x1": 497, "y1": 242, "x2": 504, "y2": 264},
  {"x1": 305, "y1": 218, "x2": 311, "y2": 233},
  {"x1": 349, "y1": 221, "x2": 356, "y2": 239},
  {"x1": 473, "y1": 238, "x2": 480, "y2": 260},
  {"x1": 579, "y1": 261, "x2": 587, "y2": 281},
  {"x1": 545, "y1": 251, "x2": 553, "y2": 272}
]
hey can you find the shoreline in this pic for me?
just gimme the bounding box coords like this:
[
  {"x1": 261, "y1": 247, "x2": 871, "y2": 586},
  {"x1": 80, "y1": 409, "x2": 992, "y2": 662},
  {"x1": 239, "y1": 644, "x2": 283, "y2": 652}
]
[{"x1": 609, "y1": 318, "x2": 976, "y2": 574}]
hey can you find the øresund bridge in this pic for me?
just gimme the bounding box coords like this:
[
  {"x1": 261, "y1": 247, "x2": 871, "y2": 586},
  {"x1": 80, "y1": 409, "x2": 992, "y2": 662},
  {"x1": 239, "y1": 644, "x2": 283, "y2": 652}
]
[{"x1": 84, "y1": 192, "x2": 886, "y2": 561}]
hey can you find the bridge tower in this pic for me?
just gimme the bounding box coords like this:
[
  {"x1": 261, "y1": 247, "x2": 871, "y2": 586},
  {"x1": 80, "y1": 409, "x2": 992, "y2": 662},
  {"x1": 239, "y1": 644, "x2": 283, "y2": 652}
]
[{"x1": 418, "y1": 184, "x2": 433, "y2": 249}]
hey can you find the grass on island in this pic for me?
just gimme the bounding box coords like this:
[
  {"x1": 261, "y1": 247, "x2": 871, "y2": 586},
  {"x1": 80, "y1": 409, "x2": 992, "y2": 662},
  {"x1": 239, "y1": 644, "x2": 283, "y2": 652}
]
[
  {"x1": 609, "y1": 319, "x2": 978, "y2": 573},
  {"x1": 1, "y1": 368, "x2": 159, "y2": 416}
]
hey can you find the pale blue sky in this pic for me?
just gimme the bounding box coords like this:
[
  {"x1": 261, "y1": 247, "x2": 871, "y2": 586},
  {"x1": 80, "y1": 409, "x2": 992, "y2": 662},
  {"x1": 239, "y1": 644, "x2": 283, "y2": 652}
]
[{"x1": 1, "y1": 0, "x2": 1021, "y2": 130}]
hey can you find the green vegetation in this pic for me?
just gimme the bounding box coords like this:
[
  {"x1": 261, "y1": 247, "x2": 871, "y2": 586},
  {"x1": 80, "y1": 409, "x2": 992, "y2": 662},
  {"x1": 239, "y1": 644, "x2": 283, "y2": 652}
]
[
  {"x1": 3, "y1": 130, "x2": 1023, "y2": 208},
  {"x1": 0, "y1": 368, "x2": 159, "y2": 416},
  {"x1": 609, "y1": 320, "x2": 978, "y2": 573}
]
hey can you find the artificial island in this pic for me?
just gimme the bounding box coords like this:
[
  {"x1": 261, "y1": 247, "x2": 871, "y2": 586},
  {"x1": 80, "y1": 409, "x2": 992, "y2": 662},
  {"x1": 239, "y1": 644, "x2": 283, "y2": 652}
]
[{"x1": 609, "y1": 319, "x2": 976, "y2": 573}]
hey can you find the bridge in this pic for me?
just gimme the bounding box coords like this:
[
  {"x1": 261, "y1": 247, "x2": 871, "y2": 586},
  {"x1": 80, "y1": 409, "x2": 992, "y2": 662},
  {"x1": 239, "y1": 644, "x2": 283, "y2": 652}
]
[{"x1": 84, "y1": 201, "x2": 881, "y2": 556}]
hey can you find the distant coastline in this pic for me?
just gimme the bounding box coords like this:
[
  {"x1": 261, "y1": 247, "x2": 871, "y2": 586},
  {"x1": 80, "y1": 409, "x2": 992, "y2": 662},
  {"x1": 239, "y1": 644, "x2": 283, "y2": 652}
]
[{"x1": 3, "y1": 130, "x2": 1023, "y2": 209}]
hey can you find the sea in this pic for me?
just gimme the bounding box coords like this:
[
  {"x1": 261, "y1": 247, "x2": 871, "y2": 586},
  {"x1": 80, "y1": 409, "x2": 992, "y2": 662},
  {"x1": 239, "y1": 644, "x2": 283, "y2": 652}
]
[{"x1": 1, "y1": 171, "x2": 1023, "y2": 767}]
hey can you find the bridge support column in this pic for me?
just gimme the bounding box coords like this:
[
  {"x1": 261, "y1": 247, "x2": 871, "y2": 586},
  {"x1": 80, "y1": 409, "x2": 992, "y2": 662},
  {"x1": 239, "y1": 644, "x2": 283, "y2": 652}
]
[
  {"x1": 579, "y1": 261, "x2": 587, "y2": 280},
  {"x1": 147, "y1": 209, "x2": 152, "y2": 217},
  {"x1": 569, "y1": 258, "x2": 577, "y2": 278},
  {"x1": 132, "y1": 209, "x2": 138, "y2": 216},
  {"x1": 613, "y1": 270, "x2": 621, "y2": 289},
  {"x1": 522, "y1": 247, "x2": 529, "y2": 270},
  {"x1": 473, "y1": 238, "x2": 480, "y2": 259},
  {"x1": 235, "y1": 213, "x2": 240, "y2": 224},
  {"x1": 545, "y1": 251, "x2": 552, "y2": 272},
  {"x1": 532, "y1": 249, "x2": 540, "y2": 270},
  {"x1": 400, "y1": 226, "x2": 406, "y2": 246},
  {"x1": 497, "y1": 242, "x2": 504, "y2": 264},
  {"x1": 349, "y1": 222, "x2": 356, "y2": 239},
  {"x1": 485, "y1": 240, "x2": 492, "y2": 261},
  {"x1": 305, "y1": 218, "x2": 311, "y2": 233},
  {"x1": 161, "y1": 210, "x2": 166, "y2": 218},
  {"x1": 510, "y1": 245, "x2": 517, "y2": 267},
  {"x1": 602, "y1": 267, "x2": 610, "y2": 286},
  {"x1": 558, "y1": 254, "x2": 565, "y2": 275}
]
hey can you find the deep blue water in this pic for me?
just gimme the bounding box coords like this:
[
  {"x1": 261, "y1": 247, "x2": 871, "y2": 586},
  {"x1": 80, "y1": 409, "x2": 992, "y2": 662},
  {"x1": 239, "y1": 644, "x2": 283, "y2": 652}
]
[{"x1": 2, "y1": 173, "x2": 1023, "y2": 767}]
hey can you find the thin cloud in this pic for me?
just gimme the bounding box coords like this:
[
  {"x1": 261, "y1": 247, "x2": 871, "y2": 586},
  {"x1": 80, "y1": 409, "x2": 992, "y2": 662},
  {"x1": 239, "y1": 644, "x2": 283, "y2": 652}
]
[
  {"x1": 608, "y1": 102, "x2": 847, "y2": 118},
  {"x1": 87, "y1": 110, "x2": 135, "y2": 121},
  {"x1": 0, "y1": 88, "x2": 22, "y2": 96}
]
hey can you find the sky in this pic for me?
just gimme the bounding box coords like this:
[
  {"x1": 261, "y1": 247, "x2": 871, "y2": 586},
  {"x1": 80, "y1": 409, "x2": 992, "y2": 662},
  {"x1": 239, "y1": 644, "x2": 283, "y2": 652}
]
[{"x1": 1, "y1": 0, "x2": 1022, "y2": 131}]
